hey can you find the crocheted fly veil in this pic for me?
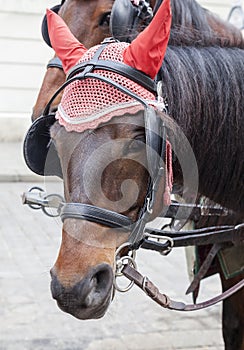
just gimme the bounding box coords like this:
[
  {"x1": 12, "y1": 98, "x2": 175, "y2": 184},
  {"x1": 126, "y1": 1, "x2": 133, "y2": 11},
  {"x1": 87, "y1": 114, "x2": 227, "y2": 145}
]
[
  {"x1": 55, "y1": 42, "x2": 155, "y2": 132},
  {"x1": 46, "y1": 0, "x2": 171, "y2": 132}
]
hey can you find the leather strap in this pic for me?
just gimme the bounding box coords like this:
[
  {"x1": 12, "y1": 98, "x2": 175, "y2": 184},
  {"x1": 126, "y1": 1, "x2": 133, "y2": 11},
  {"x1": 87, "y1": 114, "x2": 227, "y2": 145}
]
[
  {"x1": 142, "y1": 224, "x2": 244, "y2": 252},
  {"x1": 47, "y1": 57, "x2": 63, "y2": 70},
  {"x1": 59, "y1": 203, "x2": 133, "y2": 229},
  {"x1": 161, "y1": 201, "x2": 230, "y2": 221},
  {"x1": 67, "y1": 59, "x2": 156, "y2": 93},
  {"x1": 122, "y1": 264, "x2": 244, "y2": 311},
  {"x1": 185, "y1": 242, "x2": 226, "y2": 294}
]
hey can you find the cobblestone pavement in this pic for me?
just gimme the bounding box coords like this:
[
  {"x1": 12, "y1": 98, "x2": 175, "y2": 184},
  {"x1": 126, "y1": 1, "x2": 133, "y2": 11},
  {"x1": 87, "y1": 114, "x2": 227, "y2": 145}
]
[{"x1": 0, "y1": 182, "x2": 224, "y2": 350}]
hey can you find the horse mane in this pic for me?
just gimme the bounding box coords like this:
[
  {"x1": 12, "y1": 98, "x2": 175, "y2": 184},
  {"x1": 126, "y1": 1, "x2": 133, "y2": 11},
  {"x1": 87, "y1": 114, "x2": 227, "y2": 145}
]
[
  {"x1": 159, "y1": 45, "x2": 244, "y2": 215},
  {"x1": 169, "y1": 26, "x2": 244, "y2": 48}
]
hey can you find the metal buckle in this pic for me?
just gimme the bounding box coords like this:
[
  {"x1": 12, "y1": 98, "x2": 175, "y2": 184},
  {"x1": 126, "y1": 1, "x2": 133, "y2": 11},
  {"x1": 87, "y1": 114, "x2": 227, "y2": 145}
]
[
  {"x1": 144, "y1": 232, "x2": 174, "y2": 255},
  {"x1": 146, "y1": 197, "x2": 153, "y2": 214}
]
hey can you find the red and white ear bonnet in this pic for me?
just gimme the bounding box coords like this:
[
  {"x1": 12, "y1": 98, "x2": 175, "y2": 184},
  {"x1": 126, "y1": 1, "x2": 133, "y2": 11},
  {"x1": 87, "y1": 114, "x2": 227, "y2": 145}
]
[{"x1": 46, "y1": 0, "x2": 171, "y2": 132}]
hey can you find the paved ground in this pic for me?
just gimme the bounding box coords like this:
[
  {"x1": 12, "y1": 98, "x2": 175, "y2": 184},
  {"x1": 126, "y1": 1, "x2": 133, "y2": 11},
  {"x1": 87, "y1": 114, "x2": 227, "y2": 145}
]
[{"x1": 0, "y1": 143, "x2": 225, "y2": 350}]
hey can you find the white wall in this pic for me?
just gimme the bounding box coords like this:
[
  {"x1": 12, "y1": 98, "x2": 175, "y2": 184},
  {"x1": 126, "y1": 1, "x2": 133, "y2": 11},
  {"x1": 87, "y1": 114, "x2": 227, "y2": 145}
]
[
  {"x1": 0, "y1": 0, "x2": 238, "y2": 141},
  {"x1": 199, "y1": 0, "x2": 232, "y2": 18},
  {"x1": 0, "y1": 0, "x2": 57, "y2": 141}
]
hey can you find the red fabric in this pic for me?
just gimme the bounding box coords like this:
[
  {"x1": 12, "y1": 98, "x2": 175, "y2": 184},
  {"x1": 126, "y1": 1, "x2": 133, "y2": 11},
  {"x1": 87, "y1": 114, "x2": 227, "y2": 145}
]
[
  {"x1": 47, "y1": 0, "x2": 171, "y2": 77},
  {"x1": 46, "y1": 9, "x2": 87, "y2": 73},
  {"x1": 123, "y1": 0, "x2": 172, "y2": 78}
]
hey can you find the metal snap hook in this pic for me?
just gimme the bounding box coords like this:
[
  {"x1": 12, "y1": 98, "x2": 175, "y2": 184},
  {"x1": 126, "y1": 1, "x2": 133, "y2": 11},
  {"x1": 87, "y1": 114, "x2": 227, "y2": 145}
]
[{"x1": 22, "y1": 186, "x2": 46, "y2": 210}]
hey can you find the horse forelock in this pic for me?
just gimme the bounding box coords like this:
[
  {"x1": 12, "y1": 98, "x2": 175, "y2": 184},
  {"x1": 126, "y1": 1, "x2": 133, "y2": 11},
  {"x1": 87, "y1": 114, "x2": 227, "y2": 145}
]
[{"x1": 160, "y1": 45, "x2": 244, "y2": 214}]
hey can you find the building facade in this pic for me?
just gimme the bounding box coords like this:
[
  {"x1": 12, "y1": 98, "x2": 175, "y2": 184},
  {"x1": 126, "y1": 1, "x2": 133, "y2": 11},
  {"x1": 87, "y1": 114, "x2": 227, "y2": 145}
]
[{"x1": 0, "y1": 0, "x2": 238, "y2": 140}]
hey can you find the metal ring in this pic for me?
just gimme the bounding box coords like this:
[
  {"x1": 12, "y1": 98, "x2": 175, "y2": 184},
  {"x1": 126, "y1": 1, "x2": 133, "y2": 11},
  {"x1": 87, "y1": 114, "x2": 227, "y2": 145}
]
[
  {"x1": 115, "y1": 242, "x2": 136, "y2": 264},
  {"x1": 28, "y1": 187, "x2": 44, "y2": 210},
  {"x1": 114, "y1": 256, "x2": 137, "y2": 293},
  {"x1": 42, "y1": 194, "x2": 64, "y2": 217},
  {"x1": 115, "y1": 242, "x2": 134, "y2": 257},
  {"x1": 115, "y1": 255, "x2": 137, "y2": 277}
]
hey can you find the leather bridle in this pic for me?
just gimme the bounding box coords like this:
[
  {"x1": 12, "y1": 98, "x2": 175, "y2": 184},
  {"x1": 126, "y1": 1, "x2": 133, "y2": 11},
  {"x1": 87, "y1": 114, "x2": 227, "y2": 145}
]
[{"x1": 28, "y1": 39, "x2": 167, "y2": 246}]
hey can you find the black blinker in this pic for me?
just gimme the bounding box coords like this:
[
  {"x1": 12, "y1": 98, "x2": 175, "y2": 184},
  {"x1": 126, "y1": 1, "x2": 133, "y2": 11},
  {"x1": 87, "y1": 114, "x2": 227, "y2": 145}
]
[{"x1": 41, "y1": 4, "x2": 62, "y2": 47}]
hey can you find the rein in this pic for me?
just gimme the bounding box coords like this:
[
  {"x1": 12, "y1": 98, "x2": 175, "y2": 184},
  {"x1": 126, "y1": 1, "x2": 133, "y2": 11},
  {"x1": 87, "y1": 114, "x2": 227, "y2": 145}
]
[{"x1": 122, "y1": 263, "x2": 244, "y2": 311}]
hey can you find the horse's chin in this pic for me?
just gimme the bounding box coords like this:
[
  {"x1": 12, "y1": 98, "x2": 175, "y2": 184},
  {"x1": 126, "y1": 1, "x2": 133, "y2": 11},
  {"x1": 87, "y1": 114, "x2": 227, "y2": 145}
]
[
  {"x1": 56, "y1": 290, "x2": 113, "y2": 320},
  {"x1": 57, "y1": 296, "x2": 111, "y2": 320}
]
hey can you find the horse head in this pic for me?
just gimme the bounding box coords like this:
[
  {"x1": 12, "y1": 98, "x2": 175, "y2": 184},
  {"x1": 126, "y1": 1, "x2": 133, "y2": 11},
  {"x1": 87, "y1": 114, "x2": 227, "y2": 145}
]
[{"x1": 25, "y1": 1, "x2": 172, "y2": 319}]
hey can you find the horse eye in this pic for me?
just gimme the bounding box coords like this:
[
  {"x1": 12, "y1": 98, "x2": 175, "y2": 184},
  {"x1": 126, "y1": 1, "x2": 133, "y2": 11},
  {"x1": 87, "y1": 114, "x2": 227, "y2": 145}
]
[
  {"x1": 99, "y1": 12, "x2": 111, "y2": 26},
  {"x1": 126, "y1": 137, "x2": 145, "y2": 154}
]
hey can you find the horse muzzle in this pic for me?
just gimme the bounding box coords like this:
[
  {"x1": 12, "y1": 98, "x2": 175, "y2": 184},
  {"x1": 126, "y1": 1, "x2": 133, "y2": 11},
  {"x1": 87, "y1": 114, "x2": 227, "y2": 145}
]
[{"x1": 50, "y1": 263, "x2": 113, "y2": 319}]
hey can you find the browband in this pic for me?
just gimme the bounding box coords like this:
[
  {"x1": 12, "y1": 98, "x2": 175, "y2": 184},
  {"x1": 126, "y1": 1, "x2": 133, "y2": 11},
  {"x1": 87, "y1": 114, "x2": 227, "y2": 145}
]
[{"x1": 67, "y1": 60, "x2": 157, "y2": 94}]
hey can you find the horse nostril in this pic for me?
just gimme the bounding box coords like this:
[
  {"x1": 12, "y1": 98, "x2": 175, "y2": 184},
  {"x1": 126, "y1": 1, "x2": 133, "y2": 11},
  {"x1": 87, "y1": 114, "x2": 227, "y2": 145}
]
[
  {"x1": 50, "y1": 274, "x2": 64, "y2": 301},
  {"x1": 83, "y1": 264, "x2": 113, "y2": 307},
  {"x1": 93, "y1": 265, "x2": 112, "y2": 289}
]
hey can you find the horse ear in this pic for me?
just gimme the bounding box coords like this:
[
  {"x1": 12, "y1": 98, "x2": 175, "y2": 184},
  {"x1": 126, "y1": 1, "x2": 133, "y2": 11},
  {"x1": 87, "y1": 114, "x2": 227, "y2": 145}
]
[
  {"x1": 123, "y1": 0, "x2": 171, "y2": 79},
  {"x1": 46, "y1": 9, "x2": 87, "y2": 73}
]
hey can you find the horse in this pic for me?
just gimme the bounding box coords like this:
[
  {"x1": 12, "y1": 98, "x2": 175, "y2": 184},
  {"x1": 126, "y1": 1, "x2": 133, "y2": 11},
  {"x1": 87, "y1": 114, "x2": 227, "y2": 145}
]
[
  {"x1": 43, "y1": 41, "x2": 244, "y2": 341},
  {"x1": 26, "y1": 1, "x2": 244, "y2": 349}
]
